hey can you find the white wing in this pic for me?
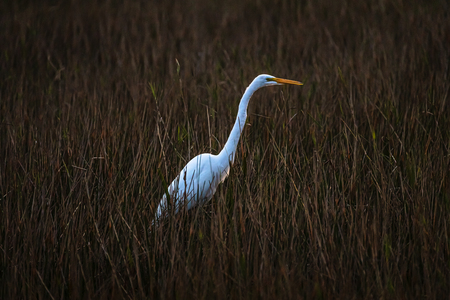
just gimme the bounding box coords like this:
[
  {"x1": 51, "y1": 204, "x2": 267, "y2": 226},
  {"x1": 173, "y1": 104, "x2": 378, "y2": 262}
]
[{"x1": 155, "y1": 153, "x2": 228, "y2": 223}]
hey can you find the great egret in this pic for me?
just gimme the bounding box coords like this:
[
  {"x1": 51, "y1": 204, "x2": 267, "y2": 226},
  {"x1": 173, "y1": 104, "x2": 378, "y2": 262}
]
[{"x1": 154, "y1": 74, "x2": 302, "y2": 224}]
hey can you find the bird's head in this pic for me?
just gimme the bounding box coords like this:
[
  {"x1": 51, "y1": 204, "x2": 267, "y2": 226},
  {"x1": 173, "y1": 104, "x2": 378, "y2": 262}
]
[{"x1": 254, "y1": 74, "x2": 303, "y2": 88}]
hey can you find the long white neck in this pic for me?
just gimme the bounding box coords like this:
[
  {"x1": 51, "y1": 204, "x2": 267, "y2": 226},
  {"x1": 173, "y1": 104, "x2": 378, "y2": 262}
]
[{"x1": 218, "y1": 79, "x2": 261, "y2": 166}]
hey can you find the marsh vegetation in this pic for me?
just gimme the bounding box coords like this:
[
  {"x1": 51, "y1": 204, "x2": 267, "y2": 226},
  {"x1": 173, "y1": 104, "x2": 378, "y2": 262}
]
[{"x1": 1, "y1": 0, "x2": 449, "y2": 298}]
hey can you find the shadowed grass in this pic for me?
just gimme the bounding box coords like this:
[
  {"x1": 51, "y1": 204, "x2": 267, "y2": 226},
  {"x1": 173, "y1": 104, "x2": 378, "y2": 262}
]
[{"x1": 1, "y1": 0, "x2": 449, "y2": 299}]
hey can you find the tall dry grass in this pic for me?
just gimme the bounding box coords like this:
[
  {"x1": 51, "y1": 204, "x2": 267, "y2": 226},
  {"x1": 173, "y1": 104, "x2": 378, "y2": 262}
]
[{"x1": 1, "y1": 0, "x2": 449, "y2": 298}]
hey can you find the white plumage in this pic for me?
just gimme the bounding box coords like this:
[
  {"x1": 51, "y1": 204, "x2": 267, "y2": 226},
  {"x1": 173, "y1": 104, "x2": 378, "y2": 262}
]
[{"x1": 154, "y1": 74, "x2": 302, "y2": 224}]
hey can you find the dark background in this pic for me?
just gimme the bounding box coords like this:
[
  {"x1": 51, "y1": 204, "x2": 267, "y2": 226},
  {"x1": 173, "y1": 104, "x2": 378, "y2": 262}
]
[{"x1": 1, "y1": 0, "x2": 449, "y2": 298}]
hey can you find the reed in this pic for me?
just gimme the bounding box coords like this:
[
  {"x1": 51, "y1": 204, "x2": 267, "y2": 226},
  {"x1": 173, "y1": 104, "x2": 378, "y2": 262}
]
[{"x1": 1, "y1": 0, "x2": 449, "y2": 298}]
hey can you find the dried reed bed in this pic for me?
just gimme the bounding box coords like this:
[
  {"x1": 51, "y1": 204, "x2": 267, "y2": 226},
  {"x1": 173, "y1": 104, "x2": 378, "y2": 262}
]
[{"x1": 1, "y1": 0, "x2": 449, "y2": 298}]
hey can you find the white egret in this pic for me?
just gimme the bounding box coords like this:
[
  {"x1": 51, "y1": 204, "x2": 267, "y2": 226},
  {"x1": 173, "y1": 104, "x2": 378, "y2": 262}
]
[{"x1": 154, "y1": 74, "x2": 302, "y2": 224}]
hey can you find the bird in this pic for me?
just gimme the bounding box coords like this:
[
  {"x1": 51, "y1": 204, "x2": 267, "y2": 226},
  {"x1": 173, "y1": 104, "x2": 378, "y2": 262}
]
[{"x1": 154, "y1": 74, "x2": 302, "y2": 225}]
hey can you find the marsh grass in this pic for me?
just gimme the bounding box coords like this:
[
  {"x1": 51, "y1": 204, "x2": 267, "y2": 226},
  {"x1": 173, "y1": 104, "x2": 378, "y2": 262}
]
[{"x1": 1, "y1": 0, "x2": 449, "y2": 298}]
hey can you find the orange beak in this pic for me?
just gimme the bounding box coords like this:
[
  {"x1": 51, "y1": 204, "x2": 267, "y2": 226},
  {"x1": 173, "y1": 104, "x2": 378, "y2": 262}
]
[{"x1": 270, "y1": 77, "x2": 303, "y2": 85}]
